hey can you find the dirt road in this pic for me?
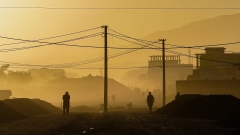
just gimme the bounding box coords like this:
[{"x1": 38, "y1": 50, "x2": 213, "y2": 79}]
[{"x1": 0, "y1": 110, "x2": 237, "y2": 135}]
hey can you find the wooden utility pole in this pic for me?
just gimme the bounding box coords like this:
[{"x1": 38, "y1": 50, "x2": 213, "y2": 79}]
[
  {"x1": 103, "y1": 25, "x2": 108, "y2": 113},
  {"x1": 159, "y1": 39, "x2": 166, "y2": 106}
]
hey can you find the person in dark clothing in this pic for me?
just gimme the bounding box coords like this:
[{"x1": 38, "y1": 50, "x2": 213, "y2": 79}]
[
  {"x1": 62, "y1": 92, "x2": 70, "y2": 115},
  {"x1": 147, "y1": 92, "x2": 155, "y2": 112}
]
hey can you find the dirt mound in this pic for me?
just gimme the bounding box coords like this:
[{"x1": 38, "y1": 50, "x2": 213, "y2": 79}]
[
  {"x1": 31, "y1": 99, "x2": 61, "y2": 113},
  {"x1": 216, "y1": 109, "x2": 240, "y2": 128},
  {"x1": 0, "y1": 100, "x2": 27, "y2": 121},
  {"x1": 155, "y1": 95, "x2": 240, "y2": 120},
  {"x1": 171, "y1": 95, "x2": 240, "y2": 120},
  {"x1": 155, "y1": 94, "x2": 203, "y2": 116},
  {"x1": 70, "y1": 105, "x2": 92, "y2": 112},
  {"x1": 2, "y1": 98, "x2": 50, "y2": 117}
]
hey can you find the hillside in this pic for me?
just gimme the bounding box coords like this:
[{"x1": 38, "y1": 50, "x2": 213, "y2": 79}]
[
  {"x1": 44, "y1": 75, "x2": 131, "y2": 94},
  {"x1": 38, "y1": 75, "x2": 133, "y2": 105},
  {"x1": 113, "y1": 13, "x2": 240, "y2": 65}
]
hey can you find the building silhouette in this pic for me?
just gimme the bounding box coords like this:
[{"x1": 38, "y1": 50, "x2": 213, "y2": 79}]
[
  {"x1": 148, "y1": 55, "x2": 193, "y2": 83},
  {"x1": 0, "y1": 90, "x2": 12, "y2": 100},
  {"x1": 177, "y1": 47, "x2": 240, "y2": 98},
  {"x1": 145, "y1": 55, "x2": 193, "y2": 104},
  {"x1": 189, "y1": 47, "x2": 240, "y2": 80}
]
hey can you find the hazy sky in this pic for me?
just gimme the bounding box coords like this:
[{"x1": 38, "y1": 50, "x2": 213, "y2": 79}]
[{"x1": 0, "y1": 0, "x2": 240, "y2": 79}]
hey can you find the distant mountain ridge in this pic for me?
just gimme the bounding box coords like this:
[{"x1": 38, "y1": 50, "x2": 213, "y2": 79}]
[
  {"x1": 113, "y1": 13, "x2": 240, "y2": 66},
  {"x1": 142, "y1": 13, "x2": 240, "y2": 46}
]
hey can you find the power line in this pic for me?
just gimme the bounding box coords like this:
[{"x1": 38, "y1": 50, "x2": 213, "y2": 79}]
[
  {"x1": 108, "y1": 29, "x2": 157, "y2": 43},
  {"x1": 58, "y1": 41, "x2": 160, "y2": 68},
  {"x1": 2, "y1": 28, "x2": 240, "y2": 69},
  {"x1": 0, "y1": 26, "x2": 101, "y2": 47},
  {"x1": 0, "y1": 32, "x2": 102, "y2": 52},
  {"x1": 1, "y1": 7, "x2": 240, "y2": 10},
  {"x1": 108, "y1": 31, "x2": 240, "y2": 66},
  {"x1": 2, "y1": 30, "x2": 240, "y2": 52},
  {"x1": 108, "y1": 28, "x2": 240, "y2": 53},
  {"x1": 108, "y1": 33, "x2": 161, "y2": 49},
  {"x1": 0, "y1": 33, "x2": 161, "y2": 51},
  {"x1": 54, "y1": 34, "x2": 161, "y2": 68},
  {"x1": 166, "y1": 42, "x2": 240, "y2": 53},
  {"x1": 107, "y1": 29, "x2": 240, "y2": 65}
]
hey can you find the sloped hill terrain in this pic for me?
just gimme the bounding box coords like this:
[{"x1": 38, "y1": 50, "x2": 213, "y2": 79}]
[
  {"x1": 42, "y1": 75, "x2": 132, "y2": 105},
  {"x1": 2, "y1": 98, "x2": 50, "y2": 117},
  {"x1": 31, "y1": 99, "x2": 61, "y2": 113},
  {"x1": 0, "y1": 100, "x2": 27, "y2": 121},
  {"x1": 155, "y1": 95, "x2": 240, "y2": 120},
  {"x1": 170, "y1": 95, "x2": 240, "y2": 120},
  {"x1": 45, "y1": 75, "x2": 131, "y2": 94},
  {"x1": 154, "y1": 94, "x2": 203, "y2": 116}
]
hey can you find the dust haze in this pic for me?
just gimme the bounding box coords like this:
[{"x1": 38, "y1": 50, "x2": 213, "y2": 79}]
[{"x1": 1, "y1": 1, "x2": 240, "y2": 134}]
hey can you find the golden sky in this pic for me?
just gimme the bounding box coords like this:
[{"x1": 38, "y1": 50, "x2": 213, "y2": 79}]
[{"x1": 0, "y1": 0, "x2": 240, "y2": 79}]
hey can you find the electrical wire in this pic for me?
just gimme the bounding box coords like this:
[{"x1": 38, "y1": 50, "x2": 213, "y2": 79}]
[
  {"x1": 2, "y1": 28, "x2": 240, "y2": 69},
  {"x1": 1, "y1": 7, "x2": 240, "y2": 10},
  {"x1": 0, "y1": 26, "x2": 102, "y2": 47},
  {"x1": 0, "y1": 32, "x2": 103, "y2": 52},
  {"x1": 109, "y1": 28, "x2": 240, "y2": 53}
]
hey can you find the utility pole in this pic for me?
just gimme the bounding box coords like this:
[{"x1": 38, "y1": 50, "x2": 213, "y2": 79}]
[
  {"x1": 159, "y1": 39, "x2": 166, "y2": 106},
  {"x1": 103, "y1": 25, "x2": 108, "y2": 113}
]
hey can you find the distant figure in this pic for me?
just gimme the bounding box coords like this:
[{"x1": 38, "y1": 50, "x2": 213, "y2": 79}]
[
  {"x1": 147, "y1": 92, "x2": 155, "y2": 112},
  {"x1": 175, "y1": 92, "x2": 180, "y2": 100},
  {"x1": 112, "y1": 94, "x2": 116, "y2": 102},
  {"x1": 62, "y1": 92, "x2": 70, "y2": 115},
  {"x1": 127, "y1": 102, "x2": 132, "y2": 109}
]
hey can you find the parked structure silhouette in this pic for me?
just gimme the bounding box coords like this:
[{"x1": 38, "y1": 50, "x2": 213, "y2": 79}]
[
  {"x1": 147, "y1": 92, "x2": 155, "y2": 112},
  {"x1": 62, "y1": 92, "x2": 70, "y2": 115}
]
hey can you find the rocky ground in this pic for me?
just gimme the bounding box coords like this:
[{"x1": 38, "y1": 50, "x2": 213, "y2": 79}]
[{"x1": 0, "y1": 109, "x2": 237, "y2": 135}]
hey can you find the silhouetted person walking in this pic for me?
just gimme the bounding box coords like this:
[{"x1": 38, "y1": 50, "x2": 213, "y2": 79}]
[
  {"x1": 147, "y1": 92, "x2": 155, "y2": 112},
  {"x1": 62, "y1": 92, "x2": 70, "y2": 115}
]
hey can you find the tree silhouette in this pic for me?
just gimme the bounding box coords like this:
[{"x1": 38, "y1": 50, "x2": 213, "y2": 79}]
[
  {"x1": 0, "y1": 64, "x2": 10, "y2": 83},
  {"x1": 7, "y1": 70, "x2": 32, "y2": 85}
]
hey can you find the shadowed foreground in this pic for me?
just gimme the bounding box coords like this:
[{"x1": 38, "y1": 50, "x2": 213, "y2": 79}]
[{"x1": 0, "y1": 111, "x2": 237, "y2": 135}]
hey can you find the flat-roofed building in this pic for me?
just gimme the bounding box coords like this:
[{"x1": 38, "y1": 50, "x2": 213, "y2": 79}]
[
  {"x1": 177, "y1": 47, "x2": 240, "y2": 98},
  {"x1": 148, "y1": 55, "x2": 193, "y2": 82},
  {"x1": 189, "y1": 47, "x2": 240, "y2": 80}
]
